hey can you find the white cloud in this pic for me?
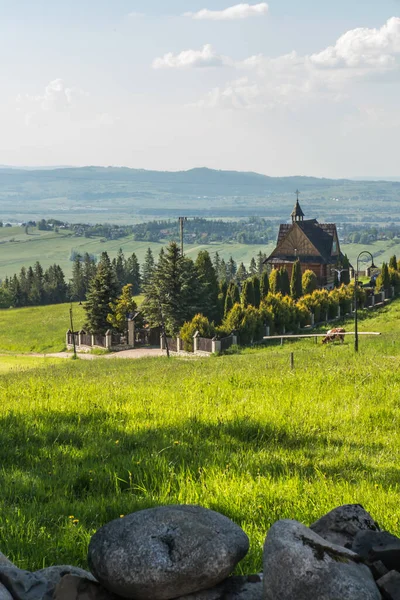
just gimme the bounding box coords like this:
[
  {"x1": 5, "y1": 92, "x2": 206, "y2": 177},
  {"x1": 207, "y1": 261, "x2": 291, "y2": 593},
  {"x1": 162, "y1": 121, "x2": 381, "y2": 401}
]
[
  {"x1": 128, "y1": 11, "x2": 144, "y2": 18},
  {"x1": 184, "y1": 3, "x2": 268, "y2": 21},
  {"x1": 152, "y1": 44, "x2": 228, "y2": 69},
  {"x1": 310, "y1": 17, "x2": 400, "y2": 69},
  {"x1": 190, "y1": 17, "x2": 400, "y2": 110}
]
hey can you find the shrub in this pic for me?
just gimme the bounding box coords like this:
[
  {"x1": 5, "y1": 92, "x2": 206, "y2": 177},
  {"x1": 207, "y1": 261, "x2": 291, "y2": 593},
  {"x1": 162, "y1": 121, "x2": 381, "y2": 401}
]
[
  {"x1": 180, "y1": 314, "x2": 215, "y2": 352},
  {"x1": 302, "y1": 270, "x2": 318, "y2": 295}
]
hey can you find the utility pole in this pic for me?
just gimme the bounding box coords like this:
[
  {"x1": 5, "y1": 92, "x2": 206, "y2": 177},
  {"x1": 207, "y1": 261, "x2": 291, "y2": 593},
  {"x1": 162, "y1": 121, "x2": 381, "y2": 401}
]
[
  {"x1": 69, "y1": 304, "x2": 77, "y2": 359},
  {"x1": 179, "y1": 217, "x2": 187, "y2": 256}
]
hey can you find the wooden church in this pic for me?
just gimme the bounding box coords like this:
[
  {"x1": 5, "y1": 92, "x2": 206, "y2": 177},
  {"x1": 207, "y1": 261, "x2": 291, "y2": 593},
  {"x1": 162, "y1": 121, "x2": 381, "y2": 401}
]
[{"x1": 265, "y1": 194, "x2": 343, "y2": 290}]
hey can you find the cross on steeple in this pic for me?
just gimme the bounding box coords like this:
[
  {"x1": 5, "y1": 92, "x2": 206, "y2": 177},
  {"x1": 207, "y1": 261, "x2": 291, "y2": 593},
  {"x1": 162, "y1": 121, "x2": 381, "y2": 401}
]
[{"x1": 291, "y1": 190, "x2": 305, "y2": 223}]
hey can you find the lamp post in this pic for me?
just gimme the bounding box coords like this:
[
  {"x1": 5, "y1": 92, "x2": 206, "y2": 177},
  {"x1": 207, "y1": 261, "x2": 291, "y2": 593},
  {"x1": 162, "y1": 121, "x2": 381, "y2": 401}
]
[{"x1": 354, "y1": 251, "x2": 376, "y2": 353}]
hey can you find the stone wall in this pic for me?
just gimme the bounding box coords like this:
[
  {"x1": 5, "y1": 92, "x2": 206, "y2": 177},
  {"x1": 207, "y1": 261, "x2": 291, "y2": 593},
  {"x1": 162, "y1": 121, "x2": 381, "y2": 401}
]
[{"x1": 1, "y1": 503, "x2": 399, "y2": 600}]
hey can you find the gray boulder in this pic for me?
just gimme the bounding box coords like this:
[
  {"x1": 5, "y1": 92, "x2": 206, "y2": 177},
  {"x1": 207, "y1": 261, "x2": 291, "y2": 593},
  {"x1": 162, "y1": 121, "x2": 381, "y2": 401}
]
[
  {"x1": 263, "y1": 519, "x2": 381, "y2": 600},
  {"x1": 0, "y1": 566, "x2": 50, "y2": 600},
  {"x1": 53, "y1": 575, "x2": 118, "y2": 600},
  {"x1": 0, "y1": 583, "x2": 13, "y2": 600},
  {"x1": 35, "y1": 566, "x2": 97, "y2": 594},
  {"x1": 175, "y1": 575, "x2": 262, "y2": 600},
  {"x1": 0, "y1": 554, "x2": 13, "y2": 569},
  {"x1": 377, "y1": 570, "x2": 400, "y2": 600},
  {"x1": 310, "y1": 504, "x2": 380, "y2": 548},
  {"x1": 352, "y1": 530, "x2": 400, "y2": 571},
  {"x1": 88, "y1": 505, "x2": 249, "y2": 600}
]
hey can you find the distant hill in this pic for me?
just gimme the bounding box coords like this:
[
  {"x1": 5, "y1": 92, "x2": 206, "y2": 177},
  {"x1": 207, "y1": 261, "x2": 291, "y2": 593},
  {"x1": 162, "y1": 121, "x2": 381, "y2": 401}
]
[{"x1": 0, "y1": 166, "x2": 399, "y2": 225}]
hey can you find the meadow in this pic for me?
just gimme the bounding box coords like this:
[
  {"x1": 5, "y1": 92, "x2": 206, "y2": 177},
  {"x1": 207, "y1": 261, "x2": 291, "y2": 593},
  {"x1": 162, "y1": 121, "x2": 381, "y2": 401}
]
[
  {"x1": 0, "y1": 224, "x2": 399, "y2": 281},
  {"x1": 0, "y1": 301, "x2": 399, "y2": 573}
]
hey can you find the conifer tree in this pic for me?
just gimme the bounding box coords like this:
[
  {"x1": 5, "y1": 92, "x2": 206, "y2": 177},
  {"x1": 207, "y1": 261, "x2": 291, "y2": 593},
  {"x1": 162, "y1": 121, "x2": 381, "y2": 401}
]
[
  {"x1": 290, "y1": 259, "x2": 303, "y2": 300},
  {"x1": 195, "y1": 250, "x2": 219, "y2": 322},
  {"x1": 113, "y1": 248, "x2": 126, "y2": 289},
  {"x1": 84, "y1": 252, "x2": 119, "y2": 333},
  {"x1": 125, "y1": 252, "x2": 141, "y2": 294},
  {"x1": 217, "y1": 280, "x2": 228, "y2": 323},
  {"x1": 236, "y1": 262, "x2": 248, "y2": 283},
  {"x1": 213, "y1": 252, "x2": 221, "y2": 280},
  {"x1": 302, "y1": 269, "x2": 318, "y2": 295},
  {"x1": 376, "y1": 262, "x2": 390, "y2": 291},
  {"x1": 83, "y1": 253, "x2": 97, "y2": 296},
  {"x1": 241, "y1": 278, "x2": 255, "y2": 308},
  {"x1": 269, "y1": 268, "x2": 280, "y2": 295},
  {"x1": 107, "y1": 284, "x2": 137, "y2": 333},
  {"x1": 227, "y1": 257, "x2": 237, "y2": 282},
  {"x1": 249, "y1": 257, "x2": 257, "y2": 276},
  {"x1": 224, "y1": 281, "x2": 240, "y2": 317},
  {"x1": 341, "y1": 255, "x2": 351, "y2": 285},
  {"x1": 280, "y1": 267, "x2": 290, "y2": 296},
  {"x1": 260, "y1": 270, "x2": 269, "y2": 299},
  {"x1": 389, "y1": 255, "x2": 397, "y2": 270},
  {"x1": 142, "y1": 247, "x2": 155, "y2": 288},
  {"x1": 71, "y1": 255, "x2": 86, "y2": 301},
  {"x1": 257, "y1": 251, "x2": 267, "y2": 275},
  {"x1": 252, "y1": 275, "x2": 261, "y2": 308},
  {"x1": 219, "y1": 258, "x2": 228, "y2": 282}
]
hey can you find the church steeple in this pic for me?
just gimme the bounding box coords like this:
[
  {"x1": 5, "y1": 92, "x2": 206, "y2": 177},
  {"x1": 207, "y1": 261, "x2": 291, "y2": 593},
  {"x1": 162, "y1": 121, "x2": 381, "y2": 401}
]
[{"x1": 291, "y1": 190, "x2": 304, "y2": 223}]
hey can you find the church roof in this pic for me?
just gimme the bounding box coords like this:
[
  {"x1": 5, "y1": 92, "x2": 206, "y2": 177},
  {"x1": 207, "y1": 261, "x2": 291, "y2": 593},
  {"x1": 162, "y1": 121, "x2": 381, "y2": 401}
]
[{"x1": 266, "y1": 218, "x2": 341, "y2": 265}]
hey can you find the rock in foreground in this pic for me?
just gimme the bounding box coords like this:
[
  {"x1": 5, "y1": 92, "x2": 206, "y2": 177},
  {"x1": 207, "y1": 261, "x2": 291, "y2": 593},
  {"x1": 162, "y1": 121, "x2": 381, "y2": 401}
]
[
  {"x1": 310, "y1": 504, "x2": 380, "y2": 548},
  {"x1": 88, "y1": 505, "x2": 249, "y2": 600},
  {"x1": 263, "y1": 519, "x2": 381, "y2": 600}
]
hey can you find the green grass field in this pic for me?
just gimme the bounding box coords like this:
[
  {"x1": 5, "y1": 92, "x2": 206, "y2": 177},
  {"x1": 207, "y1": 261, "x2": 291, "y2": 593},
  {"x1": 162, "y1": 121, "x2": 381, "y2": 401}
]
[
  {"x1": 0, "y1": 301, "x2": 400, "y2": 573},
  {"x1": 0, "y1": 227, "x2": 273, "y2": 280},
  {"x1": 1, "y1": 225, "x2": 398, "y2": 281}
]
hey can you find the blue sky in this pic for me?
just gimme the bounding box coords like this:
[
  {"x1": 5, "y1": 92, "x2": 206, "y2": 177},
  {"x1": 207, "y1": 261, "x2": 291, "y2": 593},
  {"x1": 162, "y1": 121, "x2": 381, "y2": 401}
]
[{"x1": 1, "y1": 0, "x2": 400, "y2": 177}]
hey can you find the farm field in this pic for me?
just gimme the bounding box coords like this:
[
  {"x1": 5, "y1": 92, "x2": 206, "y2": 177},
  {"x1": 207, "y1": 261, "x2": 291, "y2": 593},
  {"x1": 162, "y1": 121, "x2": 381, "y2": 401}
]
[
  {"x1": 0, "y1": 225, "x2": 399, "y2": 280},
  {"x1": 0, "y1": 301, "x2": 400, "y2": 573},
  {"x1": 0, "y1": 227, "x2": 273, "y2": 280}
]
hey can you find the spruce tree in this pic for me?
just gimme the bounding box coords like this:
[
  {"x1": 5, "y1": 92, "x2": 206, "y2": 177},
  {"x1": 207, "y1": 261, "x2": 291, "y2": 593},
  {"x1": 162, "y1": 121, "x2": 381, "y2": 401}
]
[
  {"x1": 142, "y1": 247, "x2": 155, "y2": 288},
  {"x1": 227, "y1": 257, "x2": 237, "y2": 282},
  {"x1": 389, "y1": 255, "x2": 397, "y2": 270},
  {"x1": 195, "y1": 250, "x2": 219, "y2": 322},
  {"x1": 71, "y1": 255, "x2": 86, "y2": 301},
  {"x1": 113, "y1": 248, "x2": 126, "y2": 289},
  {"x1": 213, "y1": 252, "x2": 221, "y2": 280},
  {"x1": 260, "y1": 270, "x2": 269, "y2": 299},
  {"x1": 224, "y1": 281, "x2": 240, "y2": 317},
  {"x1": 290, "y1": 260, "x2": 303, "y2": 300},
  {"x1": 280, "y1": 267, "x2": 290, "y2": 296},
  {"x1": 249, "y1": 257, "x2": 257, "y2": 276},
  {"x1": 257, "y1": 251, "x2": 267, "y2": 275},
  {"x1": 125, "y1": 252, "x2": 141, "y2": 294},
  {"x1": 219, "y1": 258, "x2": 228, "y2": 282},
  {"x1": 252, "y1": 275, "x2": 261, "y2": 308},
  {"x1": 83, "y1": 253, "x2": 97, "y2": 296},
  {"x1": 376, "y1": 262, "x2": 390, "y2": 291},
  {"x1": 84, "y1": 252, "x2": 119, "y2": 333},
  {"x1": 236, "y1": 262, "x2": 248, "y2": 283},
  {"x1": 241, "y1": 279, "x2": 255, "y2": 308}
]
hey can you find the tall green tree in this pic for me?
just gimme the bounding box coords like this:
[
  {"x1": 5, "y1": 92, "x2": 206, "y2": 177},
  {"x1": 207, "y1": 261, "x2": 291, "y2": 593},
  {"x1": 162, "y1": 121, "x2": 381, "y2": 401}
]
[
  {"x1": 241, "y1": 279, "x2": 255, "y2": 308},
  {"x1": 84, "y1": 252, "x2": 119, "y2": 333},
  {"x1": 236, "y1": 262, "x2": 248, "y2": 283},
  {"x1": 260, "y1": 270, "x2": 269, "y2": 299},
  {"x1": 141, "y1": 242, "x2": 200, "y2": 335},
  {"x1": 224, "y1": 281, "x2": 240, "y2": 317},
  {"x1": 249, "y1": 257, "x2": 257, "y2": 276},
  {"x1": 341, "y1": 255, "x2": 351, "y2": 285},
  {"x1": 71, "y1": 255, "x2": 86, "y2": 301},
  {"x1": 125, "y1": 252, "x2": 141, "y2": 295},
  {"x1": 269, "y1": 269, "x2": 280, "y2": 295},
  {"x1": 142, "y1": 247, "x2": 155, "y2": 288},
  {"x1": 302, "y1": 270, "x2": 318, "y2": 295},
  {"x1": 257, "y1": 251, "x2": 267, "y2": 275},
  {"x1": 376, "y1": 262, "x2": 390, "y2": 291},
  {"x1": 218, "y1": 258, "x2": 228, "y2": 282},
  {"x1": 195, "y1": 250, "x2": 219, "y2": 322},
  {"x1": 252, "y1": 275, "x2": 261, "y2": 308},
  {"x1": 389, "y1": 255, "x2": 397, "y2": 270},
  {"x1": 226, "y1": 257, "x2": 237, "y2": 282},
  {"x1": 213, "y1": 252, "x2": 221, "y2": 280},
  {"x1": 280, "y1": 267, "x2": 290, "y2": 296},
  {"x1": 113, "y1": 248, "x2": 126, "y2": 289},
  {"x1": 290, "y1": 260, "x2": 303, "y2": 300},
  {"x1": 83, "y1": 253, "x2": 97, "y2": 296},
  {"x1": 107, "y1": 284, "x2": 137, "y2": 333}
]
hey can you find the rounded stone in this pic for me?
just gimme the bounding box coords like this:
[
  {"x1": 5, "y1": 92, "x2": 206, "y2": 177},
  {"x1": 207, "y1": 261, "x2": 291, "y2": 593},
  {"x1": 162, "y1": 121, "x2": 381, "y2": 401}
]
[{"x1": 87, "y1": 505, "x2": 249, "y2": 600}]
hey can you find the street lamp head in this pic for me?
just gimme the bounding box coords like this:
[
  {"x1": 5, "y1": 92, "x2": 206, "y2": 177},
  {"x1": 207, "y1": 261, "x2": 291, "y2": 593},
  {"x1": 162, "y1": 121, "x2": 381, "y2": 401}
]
[{"x1": 371, "y1": 261, "x2": 377, "y2": 270}]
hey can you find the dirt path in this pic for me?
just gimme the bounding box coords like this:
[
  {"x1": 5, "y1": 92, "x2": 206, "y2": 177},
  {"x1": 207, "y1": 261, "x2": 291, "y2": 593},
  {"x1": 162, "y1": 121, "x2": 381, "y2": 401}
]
[{"x1": 29, "y1": 349, "x2": 165, "y2": 360}]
